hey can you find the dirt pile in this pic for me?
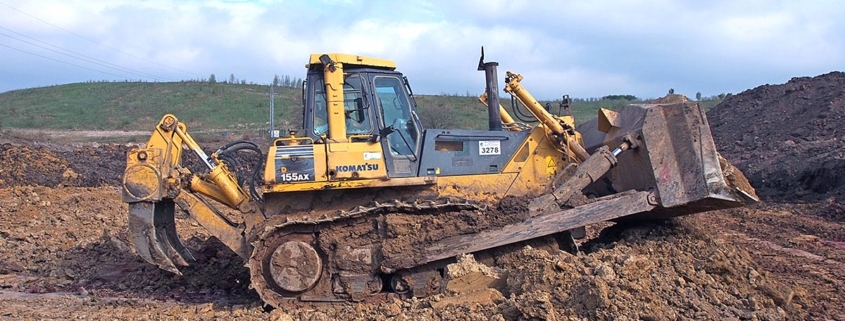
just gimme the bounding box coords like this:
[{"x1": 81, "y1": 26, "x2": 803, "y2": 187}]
[
  {"x1": 5, "y1": 77, "x2": 845, "y2": 319},
  {"x1": 0, "y1": 144, "x2": 75, "y2": 187},
  {"x1": 0, "y1": 178, "x2": 831, "y2": 317},
  {"x1": 0, "y1": 142, "x2": 128, "y2": 188},
  {"x1": 496, "y1": 221, "x2": 797, "y2": 320},
  {"x1": 0, "y1": 186, "x2": 254, "y2": 303},
  {"x1": 263, "y1": 219, "x2": 799, "y2": 320},
  {"x1": 708, "y1": 71, "x2": 845, "y2": 202},
  {"x1": 0, "y1": 140, "x2": 257, "y2": 189},
  {"x1": 0, "y1": 185, "x2": 803, "y2": 319}
]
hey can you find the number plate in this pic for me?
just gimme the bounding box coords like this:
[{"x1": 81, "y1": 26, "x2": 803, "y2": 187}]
[{"x1": 478, "y1": 140, "x2": 501, "y2": 156}]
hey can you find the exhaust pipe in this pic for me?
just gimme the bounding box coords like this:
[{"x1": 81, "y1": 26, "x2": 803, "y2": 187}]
[{"x1": 478, "y1": 47, "x2": 503, "y2": 131}]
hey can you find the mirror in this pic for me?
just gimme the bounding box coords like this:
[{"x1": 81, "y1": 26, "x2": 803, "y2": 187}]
[{"x1": 354, "y1": 97, "x2": 365, "y2": 123}]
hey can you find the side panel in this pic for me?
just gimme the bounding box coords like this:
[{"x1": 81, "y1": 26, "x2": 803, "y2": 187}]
[
  {"x1": 264, "y1": 144, "x2": 327, "y2": 184},
  {"x1": 502, "y1": 127, "x2": 572, "y2": 195},
  {"x1": 418, "y1": 129, "x2": 532, "y2": 176},
  {"x1": 326, "y1": 142, "x2": 389, "y2": 180}
]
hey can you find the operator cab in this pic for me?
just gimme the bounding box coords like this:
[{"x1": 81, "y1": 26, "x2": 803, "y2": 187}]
[
  {"x1": 301, "y1": 55, "x2": 423, "y2": 178},
  {"x1": 269, "y1": 53, "x2": 531, "y2": 187}
]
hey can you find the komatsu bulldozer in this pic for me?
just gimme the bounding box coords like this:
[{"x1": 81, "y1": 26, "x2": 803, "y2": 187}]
[{"x1": 122, "y1": 50, "x2": 757, "y2": 306}]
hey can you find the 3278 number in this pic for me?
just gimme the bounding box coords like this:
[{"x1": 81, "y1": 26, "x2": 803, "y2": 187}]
[{"x1": 478, "y1": 140, "x2": 501, "y2": 155}]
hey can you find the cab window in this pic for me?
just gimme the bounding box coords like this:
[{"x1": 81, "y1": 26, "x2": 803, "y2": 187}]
[
  {"x1": 375, "y1": 76, "x2": 418, "y2": 155},
  {"x1": 312, "y1": 73, "x2": 372, "y2": 136}
]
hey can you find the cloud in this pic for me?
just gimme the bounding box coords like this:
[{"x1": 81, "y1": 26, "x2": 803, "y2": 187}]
[{"x1": 1, "y1": 0, "x2": 843, "y2": 99}]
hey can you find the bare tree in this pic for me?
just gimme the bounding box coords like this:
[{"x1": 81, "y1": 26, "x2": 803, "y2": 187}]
[{"x1": 418, "y1": 104, "x2": 461, "y2": 129}]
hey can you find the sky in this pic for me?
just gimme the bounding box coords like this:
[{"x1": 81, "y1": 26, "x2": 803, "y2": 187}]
[{"x1": 1, "y1": 0, "x2": 843, "y2": 100}]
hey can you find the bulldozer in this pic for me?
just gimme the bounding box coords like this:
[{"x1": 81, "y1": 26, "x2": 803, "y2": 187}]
[{"x1": 122, "y1": 50, "x2": 757, "y2": 306}]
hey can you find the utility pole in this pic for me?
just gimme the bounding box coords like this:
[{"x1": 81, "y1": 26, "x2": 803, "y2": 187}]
[{"x1": 269, "y1": 83, "x2": 278, "y2": 138}]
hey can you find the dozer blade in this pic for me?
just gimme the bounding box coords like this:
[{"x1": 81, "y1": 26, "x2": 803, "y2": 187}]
[
  {"x1": 128, "y1": 200, "x2": 195, "y2": 275},
  {"x1": 578, "y1": 102, "x2": 758, "y2": 219}
]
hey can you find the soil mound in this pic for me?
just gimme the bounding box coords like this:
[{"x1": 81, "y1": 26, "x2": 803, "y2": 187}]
[
  {"x1": 0, "y1": 186, "x2": 804, "y2": 320},
  {"x1": 266, "y1": 219, "x2": 798, "y2": 320},
  {"x1": 0, "y1": 143, "x2": 128, "y2": 188},
  {"x1": 0, "y1": 144, "x2": 74, "y2": 187},
  {"x1": 708, "y1": 71, "x2": 845, "y2": 202},
  {"x1": 0, "y1": 186, "x2": 255, "y2": 304},
  {"x1": 0, "y1": 141, "x2": 258, "y2": 189}
]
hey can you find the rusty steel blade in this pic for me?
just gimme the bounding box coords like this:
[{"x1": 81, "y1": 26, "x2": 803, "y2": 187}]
[
  {"x1": 128, "y1": 202, "x2": 183, "y2": 274},
  {"x1": 577, "y1": 102, "x2": 755, "y2": 219}
]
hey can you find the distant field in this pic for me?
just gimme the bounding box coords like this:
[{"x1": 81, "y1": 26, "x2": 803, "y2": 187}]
[{"x1": 0, "y1": 82, "x2": 723, "y2": 140}]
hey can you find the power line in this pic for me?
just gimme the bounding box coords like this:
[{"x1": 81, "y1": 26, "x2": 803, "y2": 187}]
[
  {"x1": 0, "y1": 28, "x2": 173, "y2": 81},
  {"x1": 0, "y1": 43, "x2": 130, "y2": 79},
  {"x1": 0, "y1": 1, "x2": 203, "y2": 78},
  {"x1": 0, "y1": 26, "x2": 171, "y2": 80}
]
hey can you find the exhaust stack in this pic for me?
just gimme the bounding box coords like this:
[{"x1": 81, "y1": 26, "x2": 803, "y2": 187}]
[{"x1": 478, "y1": 47, "x2": 503, "y2": 131}]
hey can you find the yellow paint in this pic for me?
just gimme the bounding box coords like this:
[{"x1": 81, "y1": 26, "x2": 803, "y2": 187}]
[
  {"x1": 325, "y1": 142, "x2": 388, "y2": 180},
  {"x1": 263, "y1": 146, "x2": 278, "y2": 184},
  {"x1": 262, "y1": 123, "x2": 574, "y2": 201},
  {"x1": 123, "y1": 114, "x2": 186, "y2": 203},
  {"x1": 313, "y1": 145, "x2": 328, "y2": 181},
  {"x1": 125, "y1": 114, "x2": 255, "y2": 212},
  {"x1": 503, "y1": 72, "x2": 566, "y2": 135},
  {"x1": 308, "y1": 53, "x2": 397, "y2": 143},
  {"x1": 205, "y1": 164, "x2": 248, "y2": 207},
  {"x1": 307, "y1": 53, "x2": 396, "y2": 70},
  {"x1": 322, "y1": 57, "x2": 347, "y2": 141}
]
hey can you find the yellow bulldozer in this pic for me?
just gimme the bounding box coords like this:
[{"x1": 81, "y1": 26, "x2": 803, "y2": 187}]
[{"x1": 122, "y1": 50, "x2": 757, "y2": 306}]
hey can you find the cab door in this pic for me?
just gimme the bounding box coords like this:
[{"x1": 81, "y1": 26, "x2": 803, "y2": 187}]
[{"x1": 372, "y1": 75, "x2": 423, "y2": 178}]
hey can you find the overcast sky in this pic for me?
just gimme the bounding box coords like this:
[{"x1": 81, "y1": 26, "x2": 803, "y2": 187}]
[{"x1": 1, "y1": 0, "x2": 843, "y2": 99}]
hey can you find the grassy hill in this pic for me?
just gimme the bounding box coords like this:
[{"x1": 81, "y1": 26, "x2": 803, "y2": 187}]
[
  {"x1": 0, "y1": 82, "x2": 300, "y2": 132},
  {"x1": 0, "y1": 81, "x2": 723, "y2": 141}
]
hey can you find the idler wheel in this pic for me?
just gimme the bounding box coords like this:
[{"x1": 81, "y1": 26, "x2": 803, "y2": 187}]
[{"x1": 269, "y1": 240, "x2": 322, "y2": 293}]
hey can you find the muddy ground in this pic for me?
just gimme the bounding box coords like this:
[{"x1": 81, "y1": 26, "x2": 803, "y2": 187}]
[{"x1": 0, "y1": 72, "x2": 844, "y2": 320}]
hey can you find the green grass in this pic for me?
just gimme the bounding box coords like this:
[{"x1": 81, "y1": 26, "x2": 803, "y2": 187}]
[
  {"x1": 0, "y1": 82, "x2": 723, "y2": 135},
  {"x1": 0, "y1": 82, "x2": 301, "y2": 132}
]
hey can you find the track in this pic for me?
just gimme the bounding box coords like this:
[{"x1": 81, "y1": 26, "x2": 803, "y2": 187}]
[{"x1": 247, "y1": 198, "x2": 489, "y2": 306}]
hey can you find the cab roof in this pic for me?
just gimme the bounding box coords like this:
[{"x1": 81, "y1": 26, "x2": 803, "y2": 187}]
[{"x1": 306, "y1": 53, "x2": 396, "y2": 70}]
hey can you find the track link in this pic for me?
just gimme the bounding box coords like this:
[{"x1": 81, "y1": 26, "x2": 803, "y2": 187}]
[{"x1": 248, "y1": 198, "x2": 486, "y2": 307}]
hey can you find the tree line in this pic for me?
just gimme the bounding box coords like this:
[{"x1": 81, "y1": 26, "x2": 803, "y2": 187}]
[{"x1": 200, "y1": 74, "x2": 302, "y2": 88}]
